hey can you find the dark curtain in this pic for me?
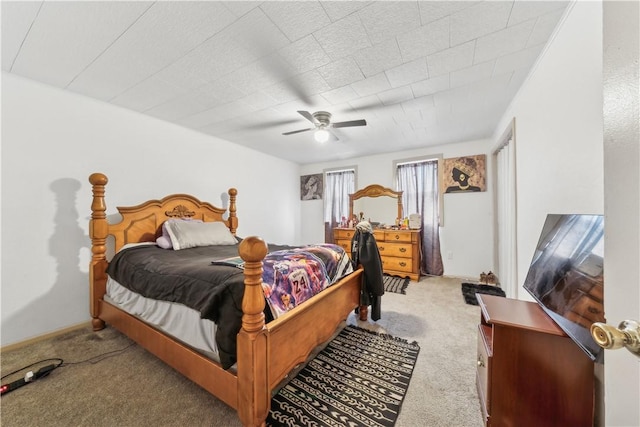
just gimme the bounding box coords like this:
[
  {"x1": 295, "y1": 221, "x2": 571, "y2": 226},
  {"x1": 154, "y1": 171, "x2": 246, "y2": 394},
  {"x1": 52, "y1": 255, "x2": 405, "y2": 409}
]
[
  {"x1": 396, "y1": 161, "x2": 444, "y2": 276},
  {"x1": 323, "y1": 170, "x2": 355, "y2": 243}
]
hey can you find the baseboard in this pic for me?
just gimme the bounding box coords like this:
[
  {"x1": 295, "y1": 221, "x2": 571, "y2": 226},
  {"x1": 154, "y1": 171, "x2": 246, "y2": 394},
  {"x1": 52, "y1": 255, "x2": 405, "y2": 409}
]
[
  {"x1": 443, "y1": 274, "x2": 478, "y2": 282},
  {"x1": 1, "y1": 321, "x2": 91, "y2": 352}
]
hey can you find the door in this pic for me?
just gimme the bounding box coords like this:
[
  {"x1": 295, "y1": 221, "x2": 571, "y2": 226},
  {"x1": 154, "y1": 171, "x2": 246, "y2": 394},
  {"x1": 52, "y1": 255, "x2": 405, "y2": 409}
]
[{"x1": 602, "y1": 2, "x2": 640, "y2": 426}]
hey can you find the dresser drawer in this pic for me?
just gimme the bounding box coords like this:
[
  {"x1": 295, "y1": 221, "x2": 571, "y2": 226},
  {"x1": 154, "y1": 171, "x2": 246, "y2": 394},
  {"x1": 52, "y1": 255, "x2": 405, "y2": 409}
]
[
  {"x1": 335, "y1": 240, "x2": 351, "y2": 254},
  {"x1": 477, "y1": 324, "x2": 492, "y2": 424},
  {"x1": 334, "y1": 229, "x2": 355, "y2": 240},
  {"x1": 377, "y1": 242, "x2": 412, "y2": 258},
  {"x1": 381, "y1": 256, "x2": 413, "y2": 273},
  {"x1": 384, "y1": 231, "x2": 412, "y2": 243}
]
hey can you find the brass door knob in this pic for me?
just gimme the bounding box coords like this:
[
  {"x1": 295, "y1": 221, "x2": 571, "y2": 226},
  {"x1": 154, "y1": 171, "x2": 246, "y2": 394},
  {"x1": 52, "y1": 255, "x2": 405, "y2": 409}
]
[{"x1": 590, "y1": 320, "x2": 640, "y2": 357}]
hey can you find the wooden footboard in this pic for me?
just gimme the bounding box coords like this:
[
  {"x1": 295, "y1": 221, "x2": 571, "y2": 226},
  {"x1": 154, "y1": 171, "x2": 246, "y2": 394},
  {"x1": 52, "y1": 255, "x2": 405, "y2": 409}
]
[
  {"x1": 88, "y1": 173, "x2": 362, "y2": 427},
  {"x1": 236, "y1": 239, "x2": 362, "y2": 426}
]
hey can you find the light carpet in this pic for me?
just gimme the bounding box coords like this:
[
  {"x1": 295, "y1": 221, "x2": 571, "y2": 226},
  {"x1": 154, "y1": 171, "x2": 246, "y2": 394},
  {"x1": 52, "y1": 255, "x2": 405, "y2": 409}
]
[{"x1": 0, "y1": 276, "x2": 484, "y2": 427}]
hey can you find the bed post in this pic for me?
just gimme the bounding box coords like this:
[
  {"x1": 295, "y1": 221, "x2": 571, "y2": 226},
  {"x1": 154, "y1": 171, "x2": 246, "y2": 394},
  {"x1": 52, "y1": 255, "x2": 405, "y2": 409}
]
[
  {"x1": 237, "y1": 236, "x2": 269, "y2": 427},
  {"x1": 88, "y1": 173, "x2": 109, "y2": 331},
  {"x1": 228, "y1": 188, "x2": 238, "y2": 234}
]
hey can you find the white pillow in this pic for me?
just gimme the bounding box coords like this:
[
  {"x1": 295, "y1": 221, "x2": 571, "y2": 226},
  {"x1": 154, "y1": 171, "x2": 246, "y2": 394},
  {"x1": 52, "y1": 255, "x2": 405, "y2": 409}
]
[
  {"x1": 165, "y1": 220, "x2": 237, "y2": 250},
  {"x1": 156, "y1": 218, "x2": 202, "y2": 249}
]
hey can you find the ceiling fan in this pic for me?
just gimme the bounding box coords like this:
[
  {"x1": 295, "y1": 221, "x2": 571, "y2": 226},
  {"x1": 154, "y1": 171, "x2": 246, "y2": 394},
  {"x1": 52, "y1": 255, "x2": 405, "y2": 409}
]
[{"x1": 282, "y1": 111, "x2": 367, "y2": 143}]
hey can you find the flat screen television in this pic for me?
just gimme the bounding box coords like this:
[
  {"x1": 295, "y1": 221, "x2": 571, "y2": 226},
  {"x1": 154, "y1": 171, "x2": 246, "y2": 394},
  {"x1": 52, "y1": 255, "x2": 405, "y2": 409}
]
[{"x1": 523, "y1": 214, "x2": 605, "y2": 362}]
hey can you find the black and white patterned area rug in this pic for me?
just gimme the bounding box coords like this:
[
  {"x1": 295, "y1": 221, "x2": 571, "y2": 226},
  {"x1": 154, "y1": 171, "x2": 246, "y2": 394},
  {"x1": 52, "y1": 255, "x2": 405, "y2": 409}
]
[
  {"x1": 267, "y1": 325, "x2": 420, "y2": 427},
  {"x1": 461, "y1": 282, "x2": 506, "y2": 305},
  {"x1": 383, "y1": 274, "x2": 410, "y2": 294}
]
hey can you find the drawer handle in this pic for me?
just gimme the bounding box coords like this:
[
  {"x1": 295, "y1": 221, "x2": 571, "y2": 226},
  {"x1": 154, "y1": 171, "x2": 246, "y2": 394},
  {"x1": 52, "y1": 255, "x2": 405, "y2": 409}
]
[
  {"x1": 394, "y1": 235, "x2": 400, "y2": 240},
  {"x1": 379, "y1": 246, "x2": 385, "y2": 251},
  {"x1": 399, "y1": 248, "x2": 406, "y2": 253},
  {"x1": 477, "y1": 355, "x2": 485, "y2": 367},
  {"x1": 588, "y1": 307, "x2": 600, "y2": 314},
  {"x1": 399, "y1": 262, "x2": 407, "y2": 267}
]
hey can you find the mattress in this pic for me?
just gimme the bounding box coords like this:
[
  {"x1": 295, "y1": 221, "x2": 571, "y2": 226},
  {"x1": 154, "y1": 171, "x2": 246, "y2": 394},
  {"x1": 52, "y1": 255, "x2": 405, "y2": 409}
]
[{"x1": 105, "y1": 276, "x2": 221, "y2": 362}]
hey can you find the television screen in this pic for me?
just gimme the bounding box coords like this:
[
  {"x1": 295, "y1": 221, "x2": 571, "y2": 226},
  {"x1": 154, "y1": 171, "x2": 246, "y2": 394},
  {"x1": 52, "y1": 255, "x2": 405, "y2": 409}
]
[{"x1": 523, "y1": 214, "x2": 604, "y2": 362}]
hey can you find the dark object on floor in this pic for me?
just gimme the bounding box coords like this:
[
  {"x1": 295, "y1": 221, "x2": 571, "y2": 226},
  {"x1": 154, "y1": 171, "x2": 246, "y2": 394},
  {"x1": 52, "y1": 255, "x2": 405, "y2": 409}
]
[
  {"x1": 461, "y1": 282, "x2": 506, "y2": 305},
  {"x1": 267, "y1": 325, "x2": 420, "y2": 427},
  {"x1": 383, "y1": 274, "x2": 410, "y2": 294}
]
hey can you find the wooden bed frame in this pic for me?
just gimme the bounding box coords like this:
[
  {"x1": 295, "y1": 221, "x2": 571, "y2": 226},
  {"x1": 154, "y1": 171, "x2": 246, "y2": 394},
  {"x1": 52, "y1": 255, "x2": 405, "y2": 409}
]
[{"x1": 88, "y1": 173, "x2": 363, "y2": 426}]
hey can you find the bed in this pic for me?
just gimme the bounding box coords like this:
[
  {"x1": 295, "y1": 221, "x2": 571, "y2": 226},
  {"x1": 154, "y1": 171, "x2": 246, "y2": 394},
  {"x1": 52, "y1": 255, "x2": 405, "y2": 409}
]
[{"x1": 88, "y1": 172, "x2": 363, "y2": 426}]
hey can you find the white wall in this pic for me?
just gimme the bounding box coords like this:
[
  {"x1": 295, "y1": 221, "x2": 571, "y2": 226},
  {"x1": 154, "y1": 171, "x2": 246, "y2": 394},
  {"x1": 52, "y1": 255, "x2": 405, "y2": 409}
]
[
  {"x1": 300, "y1": 139, "x2": 494, "y2": 279},
  {"x1": 493, "y1": 0, "x2": 604, "y2": 300},
  {"x1": 0, "y1": 73, "x2": 301, "y2": 347}
]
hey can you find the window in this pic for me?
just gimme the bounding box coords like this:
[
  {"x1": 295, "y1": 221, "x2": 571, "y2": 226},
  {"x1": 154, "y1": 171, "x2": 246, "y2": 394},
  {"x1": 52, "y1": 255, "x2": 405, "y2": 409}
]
[
  {"x1": 396, "y1": 158, "x2": 444, "y2": 275},
  {"x1": 323, "y1": 168, "x2": 355, "y2": 242}
]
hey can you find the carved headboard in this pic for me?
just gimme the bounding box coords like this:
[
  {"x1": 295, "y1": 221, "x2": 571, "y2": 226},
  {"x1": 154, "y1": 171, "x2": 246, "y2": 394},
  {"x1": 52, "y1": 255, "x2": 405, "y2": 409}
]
[{"x1": 89, "y1": 173, "x2": 238, "y2": 253}]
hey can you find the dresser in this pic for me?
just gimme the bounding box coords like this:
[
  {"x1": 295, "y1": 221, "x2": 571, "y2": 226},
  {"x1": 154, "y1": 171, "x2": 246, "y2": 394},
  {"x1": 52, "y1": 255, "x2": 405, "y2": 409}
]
[
  {"x1": 476, "y1": 294, "x2": 595, "y2": 427},
  {"x1": 333, "y1": 228, "x2": 421, "y2": 281}
]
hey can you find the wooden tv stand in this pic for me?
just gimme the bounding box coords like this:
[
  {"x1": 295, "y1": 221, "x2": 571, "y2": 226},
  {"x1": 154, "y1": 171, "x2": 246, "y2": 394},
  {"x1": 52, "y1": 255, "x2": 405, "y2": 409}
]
[{"x1": 476, "y1": 294, "x2": 595, "y2": 427}]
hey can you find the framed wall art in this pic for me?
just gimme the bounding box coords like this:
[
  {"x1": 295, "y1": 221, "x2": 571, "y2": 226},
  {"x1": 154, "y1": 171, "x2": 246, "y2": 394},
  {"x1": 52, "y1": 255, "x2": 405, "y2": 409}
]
[
  {"x1": 442, "y1": 155, "x2": 486, "y2": 193},
  {"x1": 300, "y1": 173, "x2": 323, "y2": 200}
]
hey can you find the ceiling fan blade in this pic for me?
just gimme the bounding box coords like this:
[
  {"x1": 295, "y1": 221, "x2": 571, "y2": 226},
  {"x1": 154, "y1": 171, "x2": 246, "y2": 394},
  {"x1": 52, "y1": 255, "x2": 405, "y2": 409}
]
[
  {"x1": 283, "y1": 127, "x2": 314, "y2": 136},
  {"x1": 244, "y1": 117, "x2": 305, "y2": 131},
  {"x1": 332, "y1": 119, "x2": 367, "y2": 128},
  {"x1": 297, "y1": 110, "x2": 317, "y2": 124}
]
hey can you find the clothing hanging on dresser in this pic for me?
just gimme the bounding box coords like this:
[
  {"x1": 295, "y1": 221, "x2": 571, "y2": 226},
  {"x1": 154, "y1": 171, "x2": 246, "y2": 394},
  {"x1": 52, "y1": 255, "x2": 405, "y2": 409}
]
[{"x1": 351, "y1": 221, "x2": 384, "y2": 321}]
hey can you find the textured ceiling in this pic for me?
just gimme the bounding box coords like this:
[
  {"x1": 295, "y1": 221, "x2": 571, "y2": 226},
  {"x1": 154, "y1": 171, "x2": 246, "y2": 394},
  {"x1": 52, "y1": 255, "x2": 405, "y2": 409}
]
[{"x1": 2, "y1": 1, "x2": 569, "y2": 164}]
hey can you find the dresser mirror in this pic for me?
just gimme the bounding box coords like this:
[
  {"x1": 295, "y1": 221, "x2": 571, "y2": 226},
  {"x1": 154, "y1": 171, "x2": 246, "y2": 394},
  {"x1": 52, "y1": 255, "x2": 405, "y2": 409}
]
[{"x1": 349, "y1": 184, "x2": 403, "y2": 227}]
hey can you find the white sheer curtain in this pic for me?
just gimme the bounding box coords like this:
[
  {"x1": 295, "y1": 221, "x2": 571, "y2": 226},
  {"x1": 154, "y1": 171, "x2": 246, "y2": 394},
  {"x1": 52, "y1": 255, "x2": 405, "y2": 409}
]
[
  {"x1": 396, "y1": 160, "x2": 444, "y2": 276},
  {"x1": 495, "y1": 139, "x2": 517, "y2": 297},
  {"x1": 323, "y1": 170, "x2": 355, "y2": 243}
]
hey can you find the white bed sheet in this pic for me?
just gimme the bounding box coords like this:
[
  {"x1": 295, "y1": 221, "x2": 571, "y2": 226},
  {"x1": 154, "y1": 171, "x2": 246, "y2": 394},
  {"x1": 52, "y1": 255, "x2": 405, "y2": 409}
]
[{"x1": 105, "y1": 276, "x2": 220, "y2": 362}]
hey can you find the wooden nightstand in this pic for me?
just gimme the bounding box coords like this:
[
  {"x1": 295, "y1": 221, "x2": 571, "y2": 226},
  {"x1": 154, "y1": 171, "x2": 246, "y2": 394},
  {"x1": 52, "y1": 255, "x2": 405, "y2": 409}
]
[{"x1": 476, "y1": 294, "x2": 595, "y2": 427}]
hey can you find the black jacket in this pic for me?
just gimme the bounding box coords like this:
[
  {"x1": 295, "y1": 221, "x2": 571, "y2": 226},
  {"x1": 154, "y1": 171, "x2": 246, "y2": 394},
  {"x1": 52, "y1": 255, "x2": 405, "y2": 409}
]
[{"x1": 351, "y1": 228, "x2": 384, "y2": 320}]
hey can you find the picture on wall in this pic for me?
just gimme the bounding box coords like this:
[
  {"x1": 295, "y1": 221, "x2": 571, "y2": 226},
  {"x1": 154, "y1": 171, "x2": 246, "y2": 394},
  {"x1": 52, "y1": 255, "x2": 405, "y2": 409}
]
[
  {"x1": 300, "y1": 174, "x2": 323, "y2": 200},
  {"x1": 442, "y1": 155, "x2": 486, "y2": 193}
]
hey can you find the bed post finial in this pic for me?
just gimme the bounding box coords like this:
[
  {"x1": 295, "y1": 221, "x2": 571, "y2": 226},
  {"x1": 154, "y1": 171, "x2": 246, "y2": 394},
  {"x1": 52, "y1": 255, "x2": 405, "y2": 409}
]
[
  {"x1": 89, "y1": 173, "x2": 109, "y2": 331},
  {"x1": 89, "y1": 173, "x2": 108, "y2": 260},
  {"x1": 228, "y1": 188, "x2": 238, "y2": 234},
  {"x1": 237, "y1": 236, "x2": 269, "y2": 427},
  {"x1": 238, "y1": 236, "x2": 268, "y2": 333}
]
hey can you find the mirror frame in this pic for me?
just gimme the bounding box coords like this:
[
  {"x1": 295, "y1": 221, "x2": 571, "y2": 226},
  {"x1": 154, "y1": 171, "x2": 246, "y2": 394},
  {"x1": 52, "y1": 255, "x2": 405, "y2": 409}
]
[{"x1": 349, "y1": 184, "x2": 403, "y2": 223}]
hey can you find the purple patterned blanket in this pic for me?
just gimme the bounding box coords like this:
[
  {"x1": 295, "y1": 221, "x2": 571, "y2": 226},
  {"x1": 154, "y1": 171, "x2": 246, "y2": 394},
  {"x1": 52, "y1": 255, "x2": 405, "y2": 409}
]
[
  {"x1": 262, "y1": 244, "x2": 352, "y2": 318},
  {"x1": 215, "y1": 244, "x2": 353, "y2": 319}
]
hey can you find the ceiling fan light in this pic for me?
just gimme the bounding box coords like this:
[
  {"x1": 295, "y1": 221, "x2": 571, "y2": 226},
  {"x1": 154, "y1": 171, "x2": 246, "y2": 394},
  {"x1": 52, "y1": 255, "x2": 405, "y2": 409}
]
[{"x1": 314, "y1": 129, "x2": 330, "y2": 143}]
